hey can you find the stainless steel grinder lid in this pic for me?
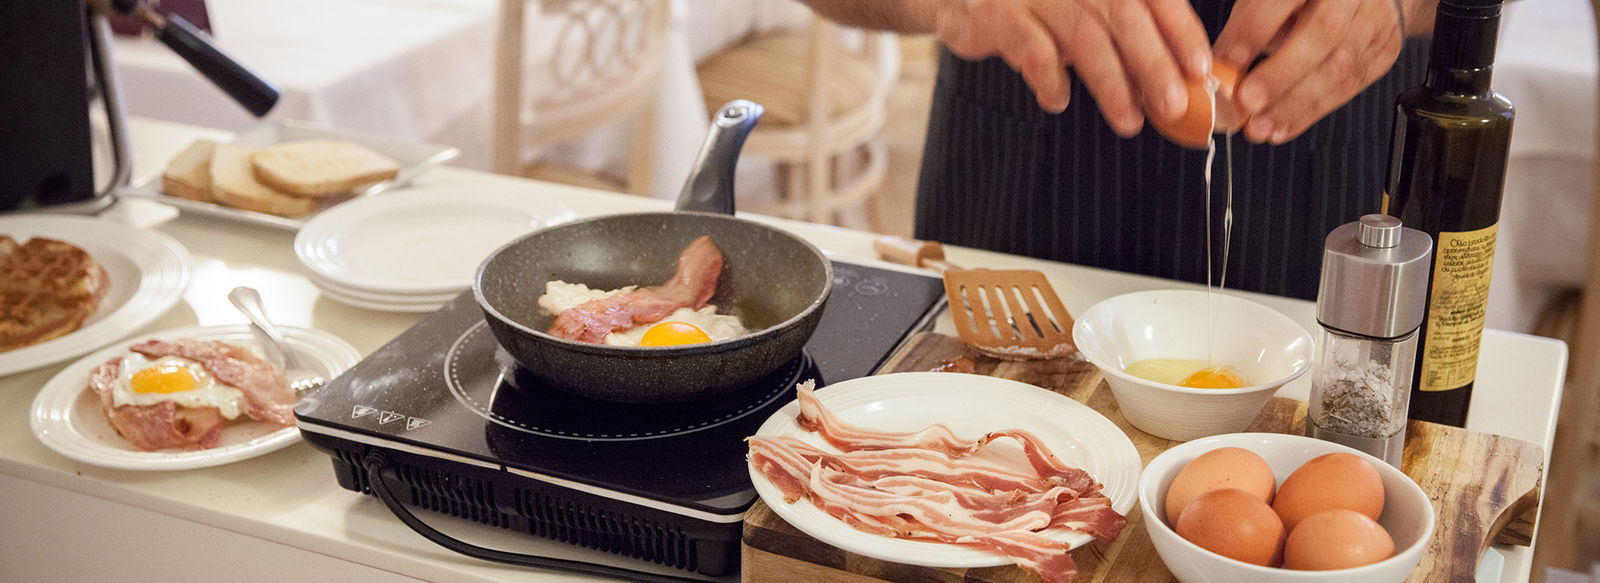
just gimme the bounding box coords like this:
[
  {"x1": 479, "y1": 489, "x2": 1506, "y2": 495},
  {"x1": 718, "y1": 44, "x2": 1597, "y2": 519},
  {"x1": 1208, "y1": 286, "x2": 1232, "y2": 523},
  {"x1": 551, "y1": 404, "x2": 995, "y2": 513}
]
[{"x1": 1315, "y1": 214, "x2": 1435, "y2": 339}]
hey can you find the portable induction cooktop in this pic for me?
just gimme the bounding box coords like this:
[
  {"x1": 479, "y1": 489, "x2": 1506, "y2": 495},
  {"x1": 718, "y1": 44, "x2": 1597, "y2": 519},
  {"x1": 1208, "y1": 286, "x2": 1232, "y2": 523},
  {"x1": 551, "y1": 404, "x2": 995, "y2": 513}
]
[{"x1": 294, "y1": 260, "x2": 946, "y2": 579}]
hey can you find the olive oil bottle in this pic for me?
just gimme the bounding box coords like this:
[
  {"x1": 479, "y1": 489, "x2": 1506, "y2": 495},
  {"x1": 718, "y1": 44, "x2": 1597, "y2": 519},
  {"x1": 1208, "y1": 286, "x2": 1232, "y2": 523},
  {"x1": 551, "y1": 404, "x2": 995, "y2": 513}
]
[{"x1": 1383, "y1": 0, "x2": 1514, "y2": 427}]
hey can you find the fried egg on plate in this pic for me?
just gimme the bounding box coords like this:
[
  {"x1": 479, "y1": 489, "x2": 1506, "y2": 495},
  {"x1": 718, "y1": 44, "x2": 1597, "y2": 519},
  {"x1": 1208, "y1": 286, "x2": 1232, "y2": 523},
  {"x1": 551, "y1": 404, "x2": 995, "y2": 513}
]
[{"x1": 111, "y1": 352, "x2": 246, "y2": 419}]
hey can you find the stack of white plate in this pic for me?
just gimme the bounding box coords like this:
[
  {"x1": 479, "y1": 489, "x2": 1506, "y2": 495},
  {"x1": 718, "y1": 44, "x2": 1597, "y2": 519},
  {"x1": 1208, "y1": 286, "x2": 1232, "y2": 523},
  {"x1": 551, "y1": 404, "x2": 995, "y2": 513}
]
[{"x1": 295, "y1": 187, "x2": 578, "y2": 312}]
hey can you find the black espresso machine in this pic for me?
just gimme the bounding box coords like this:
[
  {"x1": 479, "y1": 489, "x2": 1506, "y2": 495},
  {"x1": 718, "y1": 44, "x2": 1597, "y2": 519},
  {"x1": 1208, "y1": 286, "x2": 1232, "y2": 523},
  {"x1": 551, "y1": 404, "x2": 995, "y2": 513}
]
[{"x1": 0, "y1": 0, "x2": 277, "y2": 214}]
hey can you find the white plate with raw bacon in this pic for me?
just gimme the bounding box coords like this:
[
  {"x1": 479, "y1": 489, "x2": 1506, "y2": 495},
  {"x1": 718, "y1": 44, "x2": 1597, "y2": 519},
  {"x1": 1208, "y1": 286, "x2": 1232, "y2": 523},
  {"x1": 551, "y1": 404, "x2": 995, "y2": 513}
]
[
  {"x1": 748, "y1": 372, "x2": 1140, "y2": 583},
  {"x1": 30, "y1": 325, "x2": 360, "y2": 471}
]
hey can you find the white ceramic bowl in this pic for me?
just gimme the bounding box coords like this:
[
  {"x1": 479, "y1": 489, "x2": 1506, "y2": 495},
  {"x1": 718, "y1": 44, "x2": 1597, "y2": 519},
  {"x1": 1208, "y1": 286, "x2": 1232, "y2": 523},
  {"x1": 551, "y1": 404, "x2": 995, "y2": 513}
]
[
  {"x1": 1138, "y1": 433, "x2": 1434, "y2": 583},
  {"x1": 1072, "y1": 290, "x2": 1314, "y2": 440}
]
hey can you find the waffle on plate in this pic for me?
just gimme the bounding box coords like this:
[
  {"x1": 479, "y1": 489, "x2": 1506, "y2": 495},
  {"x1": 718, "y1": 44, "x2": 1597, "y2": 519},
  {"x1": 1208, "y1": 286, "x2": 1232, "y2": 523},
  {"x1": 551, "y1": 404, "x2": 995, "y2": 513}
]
[{"x1": 0, "y1": 236, "x2": 110, "y2": 352}]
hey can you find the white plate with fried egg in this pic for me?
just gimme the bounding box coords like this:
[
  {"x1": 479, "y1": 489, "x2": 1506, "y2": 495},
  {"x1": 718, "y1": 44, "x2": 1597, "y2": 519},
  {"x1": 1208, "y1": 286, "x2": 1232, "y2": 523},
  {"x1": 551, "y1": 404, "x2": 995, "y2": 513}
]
[{"x1": 29, "y1": 324, "x2": 360, "y2": 471}]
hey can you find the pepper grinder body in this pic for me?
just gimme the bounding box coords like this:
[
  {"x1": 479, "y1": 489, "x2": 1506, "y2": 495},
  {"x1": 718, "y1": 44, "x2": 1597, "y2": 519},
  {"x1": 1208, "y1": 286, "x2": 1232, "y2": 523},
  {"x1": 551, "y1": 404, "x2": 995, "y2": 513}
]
[
  {"x1": 1308, "y1": 326, "x2": 1419, "y2": 467},
  {"x1": 1306, "y1": 214, "x2": 1432, "y2": 468}
]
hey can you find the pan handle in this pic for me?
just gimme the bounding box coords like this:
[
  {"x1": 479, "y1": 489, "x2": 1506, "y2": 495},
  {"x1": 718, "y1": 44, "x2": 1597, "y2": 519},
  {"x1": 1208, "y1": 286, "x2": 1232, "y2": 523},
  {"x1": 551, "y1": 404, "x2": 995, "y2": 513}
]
[
  {"x1": 873, "y1": 235, "x2": 959, "y2": 274},
  {"x1": 675, "y1": 100, "x2": 763, "y2": 215}
]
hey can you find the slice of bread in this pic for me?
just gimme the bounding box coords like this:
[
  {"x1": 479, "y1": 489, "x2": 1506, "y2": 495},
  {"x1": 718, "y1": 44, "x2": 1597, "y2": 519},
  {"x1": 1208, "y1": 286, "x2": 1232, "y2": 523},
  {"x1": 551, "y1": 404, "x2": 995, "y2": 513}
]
[
  {"x1": 161, "y1": 139, "x2": 218, "y2": 202},
  {"x1": 0, "y1": 236, "x2": 111, "y2": 352},
  {"x1": 210, "y1": 145, "x2": 320, "y2": 218},
  {"x1": 250, "y1": 140, "x2": 400, "y2": 197}
]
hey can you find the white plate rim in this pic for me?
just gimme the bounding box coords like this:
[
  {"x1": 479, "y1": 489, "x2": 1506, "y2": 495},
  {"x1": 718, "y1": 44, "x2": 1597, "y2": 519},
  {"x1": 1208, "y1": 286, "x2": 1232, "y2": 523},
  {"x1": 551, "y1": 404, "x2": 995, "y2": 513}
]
[
  {"x1": 0, "y1": 216, "x2": 193, "y2": 376},
  {"x1": 116, "y1": 120, "x2": 460, "y2": 232},
  {"x1": 28, "y1": 324, "x2": 362, "y2": 471},
  {"x1": 314, "y1": 284, "x2": 451, "y2": 313},
  {"x1": 748, "y1": 372, "x2": 1141, "y2": 568},
  {"x1": 294, "y1": 189, "x2": 577, "y2": 295},
  {"x1": 303, "y1": 269, "x2": 462, "y2": 303},
  {"x1": 119, "y1": 180, "x2": 305, "y2": 230}
]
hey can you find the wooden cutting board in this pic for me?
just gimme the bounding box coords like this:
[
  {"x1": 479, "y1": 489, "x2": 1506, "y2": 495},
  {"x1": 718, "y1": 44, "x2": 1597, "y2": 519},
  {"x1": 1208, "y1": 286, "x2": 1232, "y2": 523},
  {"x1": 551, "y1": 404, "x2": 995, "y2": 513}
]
[{"x1": 742, "y1": 332, "x2": 1544, "y2": 583}]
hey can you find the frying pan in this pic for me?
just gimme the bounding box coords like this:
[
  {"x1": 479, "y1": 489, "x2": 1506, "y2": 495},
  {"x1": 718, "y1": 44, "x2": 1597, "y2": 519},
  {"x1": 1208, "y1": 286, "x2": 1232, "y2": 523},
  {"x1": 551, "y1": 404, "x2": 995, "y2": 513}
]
[{"x1": 474, "y1": 101, "x2": 832, "y2": 403}]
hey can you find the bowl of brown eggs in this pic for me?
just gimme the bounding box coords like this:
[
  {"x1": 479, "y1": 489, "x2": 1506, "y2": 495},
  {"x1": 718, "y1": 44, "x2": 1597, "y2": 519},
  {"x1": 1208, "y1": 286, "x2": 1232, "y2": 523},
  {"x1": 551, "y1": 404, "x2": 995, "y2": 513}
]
[
  {"x1": 1072, "y1": 289, "x2": 1315, "y2": 441},
  {"x1": 1137, "y1": 433, "x2": 1434, "y2": 583}
]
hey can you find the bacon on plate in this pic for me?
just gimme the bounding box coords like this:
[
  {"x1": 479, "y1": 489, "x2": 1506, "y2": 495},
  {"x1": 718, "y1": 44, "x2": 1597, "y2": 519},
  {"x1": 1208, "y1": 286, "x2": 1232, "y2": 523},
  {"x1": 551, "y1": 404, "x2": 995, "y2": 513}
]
[
  {"x1": 88, "y1": 358, "x2": 228, "y2": 451},
  {"x1": 88, "y1": 339, "x2": 296, "y2": 452},
  {"x1": 130, "y1": 338, "x2": 296, "y2": 425},
  {"x1": 750, "y1": 380, "x2": 1126, "y2": 583}
]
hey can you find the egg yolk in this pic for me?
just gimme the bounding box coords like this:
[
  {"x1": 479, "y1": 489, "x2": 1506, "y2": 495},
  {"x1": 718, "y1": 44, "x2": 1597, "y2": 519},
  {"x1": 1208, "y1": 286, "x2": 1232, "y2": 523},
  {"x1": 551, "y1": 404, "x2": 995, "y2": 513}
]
[
  {"x1": 640, "y1": 321, "x2": 711, "y2": 347},
  {"x1": 130, "y1": 363, "x2": 200, "y2": 394},
  {"x1": 1180, "y1": 366, "x2": 1247, "y2": 389}
]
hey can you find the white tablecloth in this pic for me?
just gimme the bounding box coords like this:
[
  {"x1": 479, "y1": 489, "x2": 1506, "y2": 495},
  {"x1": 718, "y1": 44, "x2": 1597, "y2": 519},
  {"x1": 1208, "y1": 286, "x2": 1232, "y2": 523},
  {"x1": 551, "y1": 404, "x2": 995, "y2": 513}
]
[
  {"x1": 1488, "y1": 0, "x2": 1597, "y2": 333},
  {"x1": 111, "y1": 0, "x2": 497, "y2": 145},
  {"x1": 110, "y1": 0, "x2": 809, "y2": 197}
]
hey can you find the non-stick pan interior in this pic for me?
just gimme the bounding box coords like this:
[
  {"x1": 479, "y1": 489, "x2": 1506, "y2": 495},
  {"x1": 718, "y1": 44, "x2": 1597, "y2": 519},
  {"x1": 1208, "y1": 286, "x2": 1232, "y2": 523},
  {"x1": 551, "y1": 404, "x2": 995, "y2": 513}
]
[{"x1": 477, "y1": 212, "x2": 829, "y2": 342}]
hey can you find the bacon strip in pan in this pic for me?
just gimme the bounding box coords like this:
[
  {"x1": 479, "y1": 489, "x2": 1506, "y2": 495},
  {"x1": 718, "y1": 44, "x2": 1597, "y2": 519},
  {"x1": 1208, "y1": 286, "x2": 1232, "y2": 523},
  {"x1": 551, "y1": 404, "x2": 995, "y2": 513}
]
[{"x1": 548, "y1": 235, "x2": 723, "y2": 343}]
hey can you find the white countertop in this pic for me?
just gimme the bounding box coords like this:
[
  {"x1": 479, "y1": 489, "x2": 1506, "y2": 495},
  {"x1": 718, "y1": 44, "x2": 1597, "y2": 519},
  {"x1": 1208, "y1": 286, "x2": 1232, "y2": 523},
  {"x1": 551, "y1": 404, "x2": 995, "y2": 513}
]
[{"x1": 0, "y1": 118, "x2": 1567, "y2": 582}]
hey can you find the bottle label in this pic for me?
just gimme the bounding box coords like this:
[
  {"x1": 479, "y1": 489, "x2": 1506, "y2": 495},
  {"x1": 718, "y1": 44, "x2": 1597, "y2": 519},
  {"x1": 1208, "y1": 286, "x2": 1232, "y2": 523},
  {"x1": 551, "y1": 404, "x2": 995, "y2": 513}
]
[{"x1": 1419, "y1": 223, "x2": 1498, "y2": 392}]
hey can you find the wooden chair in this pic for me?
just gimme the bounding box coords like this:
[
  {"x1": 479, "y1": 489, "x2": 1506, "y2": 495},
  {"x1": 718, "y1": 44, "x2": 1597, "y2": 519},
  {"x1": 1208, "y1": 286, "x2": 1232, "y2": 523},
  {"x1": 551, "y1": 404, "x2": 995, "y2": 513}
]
[
  {"x1": 1575, "y1": 0, "x2": 1600, "y2": 435},
  {"x1": 695, "y1": 14, "x2": 899, "y2": 229},
  {"x1": 493, "y1": 0, "x2": 669, "y2": 194},
  {"x1": 1531, "y1": 1, "x2": 1600, "y2": 574}
]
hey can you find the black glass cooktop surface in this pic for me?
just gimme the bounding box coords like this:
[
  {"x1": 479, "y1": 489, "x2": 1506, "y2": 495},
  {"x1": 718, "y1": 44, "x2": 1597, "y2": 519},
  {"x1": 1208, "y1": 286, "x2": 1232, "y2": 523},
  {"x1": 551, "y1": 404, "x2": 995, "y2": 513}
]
[{"x1": 295, "y1": 260, "x2": 946, "y2": 515}]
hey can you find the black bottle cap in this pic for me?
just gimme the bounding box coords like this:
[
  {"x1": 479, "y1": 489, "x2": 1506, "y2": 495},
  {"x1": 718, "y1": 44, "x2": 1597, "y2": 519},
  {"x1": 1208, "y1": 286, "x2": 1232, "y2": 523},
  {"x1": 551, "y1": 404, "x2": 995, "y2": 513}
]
[{"x1": 1439, "y1": 0, "x2": 1503, "y2": 17}]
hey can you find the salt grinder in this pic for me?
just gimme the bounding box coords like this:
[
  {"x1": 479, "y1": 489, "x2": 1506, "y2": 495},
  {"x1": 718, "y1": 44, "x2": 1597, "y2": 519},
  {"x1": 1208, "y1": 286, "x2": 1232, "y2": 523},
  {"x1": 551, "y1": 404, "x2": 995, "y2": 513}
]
[{"x1": 1307, "y1": 214, "x2": 1433, "y2": 467}]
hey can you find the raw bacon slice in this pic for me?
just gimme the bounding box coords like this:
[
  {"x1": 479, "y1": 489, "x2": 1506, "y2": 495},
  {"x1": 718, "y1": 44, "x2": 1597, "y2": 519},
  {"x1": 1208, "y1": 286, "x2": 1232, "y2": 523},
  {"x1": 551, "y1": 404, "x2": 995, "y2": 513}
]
[
  {"x1": 960, "y1": 530, "x2": 1080, "y2": 583},
  {"x1": 749, "y1": 380, "x2": 1125, "y2": 583},
  {"x1": 750, "y1": 436, "x2": 1060, "y2": 494},
  {"x1": 549, "y1": 236, "x2": 723, "y2": 343},
  {"x1": 1049, "y1": 494, "x2": 1127, "y2": 542},
  {"x1": 980, "y1": 429, "x2": 1102, "y2": 494},
  {"x1": 794, "y1": 380, "x2": 981, "y2": 455},
  {"x1": 88, "y1": 358, "x2": 228, "y2": 451},
  {"x1": 808, "y1": 465, "x2": 1056, "y2": 536},
  {"x1": 129, "y1": 338, "x2": 295, "y2": 425}
]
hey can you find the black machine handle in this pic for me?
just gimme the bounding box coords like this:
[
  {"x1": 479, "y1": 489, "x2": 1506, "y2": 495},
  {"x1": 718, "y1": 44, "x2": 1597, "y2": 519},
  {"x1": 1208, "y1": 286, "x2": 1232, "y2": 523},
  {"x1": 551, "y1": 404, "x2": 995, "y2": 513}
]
[
  {"x1": 105, "y1": 0, "x2": 279, "y2": 117},
  {"x1": 155, "y1": 14, "x2": 279, "y2": 117},
  {"x1": 360, "y1": 452, "x2": 707, "y2": 583},
  {"x1": 675, "y1": 100, "x2": 763, "y2": 215}
]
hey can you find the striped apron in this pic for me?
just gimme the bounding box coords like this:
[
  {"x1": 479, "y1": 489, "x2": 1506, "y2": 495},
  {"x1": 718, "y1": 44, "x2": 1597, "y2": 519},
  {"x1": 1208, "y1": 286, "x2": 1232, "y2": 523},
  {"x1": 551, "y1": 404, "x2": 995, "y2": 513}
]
[{"x1": 914, "y1": 3, "x2": 1431, "y2": 300}]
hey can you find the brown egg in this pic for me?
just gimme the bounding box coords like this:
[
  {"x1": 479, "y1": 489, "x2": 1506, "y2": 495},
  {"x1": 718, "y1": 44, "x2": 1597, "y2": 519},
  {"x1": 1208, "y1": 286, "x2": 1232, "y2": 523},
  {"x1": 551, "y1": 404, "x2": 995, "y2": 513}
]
[
  {"x1": 1165, "y1": 447, "x2": 1277, "y2": 525},
  {"x1": 1150, "y1": 62, "x2": 1246, "y2": 150},
  {"x1": 1273, "y1": 453, "x2": 1385, "y2": 531},
  {"x1": 1283, "y1": 509, "x2": 1396, "y2": 570},
  {"x1": 1175, "y1": 488, "x2": 1286, "y2": 566}
]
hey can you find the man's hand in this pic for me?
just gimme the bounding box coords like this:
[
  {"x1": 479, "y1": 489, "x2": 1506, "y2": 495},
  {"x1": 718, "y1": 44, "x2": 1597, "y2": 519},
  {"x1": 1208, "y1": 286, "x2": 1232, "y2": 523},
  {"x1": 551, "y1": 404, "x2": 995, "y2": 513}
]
[
  {"x1": 934, "y1": 0, "x2": 1212, "y2": 137},
  {"x1": 1213, "y1": 0, "x2": 1407, "y2": 144}
]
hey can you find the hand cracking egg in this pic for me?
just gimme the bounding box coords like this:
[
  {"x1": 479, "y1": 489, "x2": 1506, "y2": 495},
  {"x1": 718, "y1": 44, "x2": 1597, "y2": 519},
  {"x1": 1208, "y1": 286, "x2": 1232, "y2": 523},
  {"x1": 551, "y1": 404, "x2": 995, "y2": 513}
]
[
  {"x1": 1151, "y1": 62, "x2": 1246, "y2": 149},
  {"x1": 111, "y1": 352, "x2": 246, "y2": 419}
]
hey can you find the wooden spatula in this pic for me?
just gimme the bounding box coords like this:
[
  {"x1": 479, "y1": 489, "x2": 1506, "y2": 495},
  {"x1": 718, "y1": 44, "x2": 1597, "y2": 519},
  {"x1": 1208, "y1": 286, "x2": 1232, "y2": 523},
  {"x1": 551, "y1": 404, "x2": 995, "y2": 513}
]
[{"x1": 873, "y1": 236, "x2": 1076, "y2": 360}]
